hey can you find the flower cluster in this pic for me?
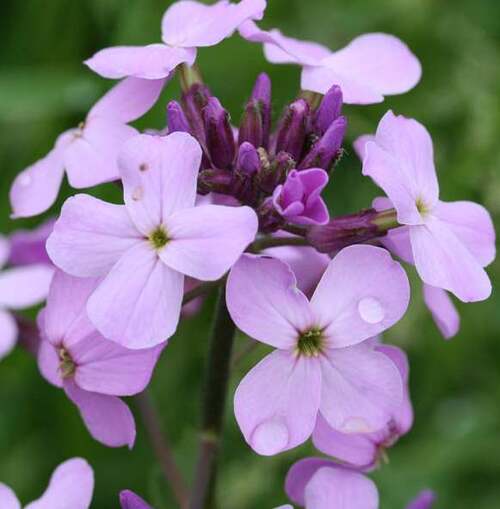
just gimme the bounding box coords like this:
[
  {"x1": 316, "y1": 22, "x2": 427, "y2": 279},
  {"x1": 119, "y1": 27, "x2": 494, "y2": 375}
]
[{"x1": 1, "y1": 0, "x2": 496, "y2": 507}]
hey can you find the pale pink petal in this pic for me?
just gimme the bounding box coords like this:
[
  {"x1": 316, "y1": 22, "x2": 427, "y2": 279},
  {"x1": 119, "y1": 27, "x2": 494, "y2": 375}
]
[
  {"x1": 311, "y1": 245, "x2": 410, "y2": 348},
  {"x1": 0, "y1": 265, "x2": 53, "y2": 309},
  {"x1": 24, "y1": 458, "x2": 94, "y2": 509},
  {"x1": 411, "y1": 217, "x2": 492, "y2": 302},
  {"x1": 319, "y1": 342, "x2": 403, "y2": 434},
  {"x1": 312, "y1": 413, "x2": 377, "y2": 469},
  {"x1": 304, "y1": 466, "x2": 379, "y2": 509},
  {"x1": 405, "y1": 490, "x2": 436, "y2": 509},
  {"x1": 285, "y1": 458, "x2": 338, "y2": 507},
  {"x1": 162, "y1": 0, "x2": 266, "y2": 48},
  {"x1": 434, "y1": 200, "x2": 496, "y2": 267},
  {"x1": 423, "y1": 284, "x2": 459, "y2": 339},
  {"x1": 119, "y1": 132, "x2": 202, "y2": 235},
  {"x1": 73, "y1": 334, "x2": 163, "y2": 396},
  {"x1": 10, "y1": 147, "x2": 65, "y2": 218},
  {"x1": 47, "y1": 194, "x2": 141, "y2": 278},
  {"x1": 84, "y1": 44, "x2": 195, "y2": 80},
  {"x1": 64, "y1": 380, "x2": 135, "y2": 448},
  {"x1": 363, "y1": 111, "x2": 439, "y2": 224},
  {"x1": 89, "y1": 77, "x2": 168, "y2": 123},
  {"x1": 0, "y1": 310, "x2": 18, "y2": 360},
  {"x1": 37, "y1": 338, "x2": 63, "y2": 388},
  {"x1": 303, "y1": 33, "x2": 421, "y2": 104},
  {"x1": 353, "y1": 134, "x2": 375, "y2": 161},
  {"x1": 87, "y1": 243, "x2": 183, "y2": 349},
  {"x1": 160, "y1": 205, "x2": 258, "y2": 280},
  {"x1": 235, "y1": 350, "x2": 321, "y2": 455},
  {"x1": 226, "y1": 254, "x2": 314, "y2": 349},
  {"x1": 64, "y1": 117, "x2": 137, "y2": 188},
  {"x1": 8, "y1": 218, "x2": 54, "y2": 267},
  {"x1": 0, "y1": 483, "x2": 21, "y2": 509}
]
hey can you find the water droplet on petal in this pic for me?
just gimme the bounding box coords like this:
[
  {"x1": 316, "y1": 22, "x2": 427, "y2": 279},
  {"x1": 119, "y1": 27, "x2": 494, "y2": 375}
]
[
  {"x1": 132, "y1": 186, "x2": 143, "y2": 201},
  {"x1": 250, "y1": 418, "x2": 289, "y2": 456},
  {"x1": 341, "y1": 416, "x2": 372, "y2": 433},
  {"x1": 19, "y1": 174, "x2": 32, "y2": 187},
  {"x1": 358, "y1": 297, "x2": 385, "y2": 324}
]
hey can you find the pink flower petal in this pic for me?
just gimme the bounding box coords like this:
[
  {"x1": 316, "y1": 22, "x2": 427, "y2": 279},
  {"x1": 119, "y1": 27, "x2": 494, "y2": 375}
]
[
  {"x1": 47, "y1": 194, "x2": 141, "y2": 278},
  {"x1": 64, "y1": 379, "x2": 135, "y2": 448},
  {"x1": 405, "y1": 490, "x2": 436, "y2": 509},
  {"x1": 0, "y1": 483, "x2": 21, "y2": 509},
  {"x1": 319, "y1": 342, "x2": 403, "y2": 434},
  {"x1": 119, "y1": 133, "x2": 202, "y2": 235},
  {"x1": 64, "y1": 117, "x2": 137, "y2": 188},
  {"x1": 89, "y1": 77, "x2": 168, "y2": 124},
  {"x1": 162, "y1": 0, "x2": 266, "y2": 48},
  {"x1": 0, "y1": 235, "x2": 10, "y2": 268},
  {"x1": 87, "y1": 243, "x2": 183, "y2": 349},
  {"x1": 311, "y1": 245, "x2": 410, "y2": 348},
  {"x1": 423, "y1": 284, "x2": 460, "y2": 340},
  {"x1": 410, "y1": 217, "x2": 492, "y2": 302},
  {"x1": 8, "y1": 219, "x2": 54, "y2": 267},
  {"x1": 226, "y1": 254, "x2": 314, "y2": 349},
  {"x1": 160, "y1": 205, "x2": 258, "y2": 281},
  {"x1": 353, "y1": 134, "x2": 375, "y2": 161},
  {"x1": 120, "y1": 490, "x2": 153, "y2": 509},
  {"x1": 434, "y1": 200, "x2": 496, "y2": 267},
  {"x1": 304, "y1": 466, "x2": 379, "y2": 509},
  {"x1": 234, "y1": 350, "x2": 321, "y2": 456},
  {"x1": 0, "y1": 265, "x2": 53, "y2": 310},
  {"x1": 37, "y1": 338, "x2": 63, "y2": 388},
  {"x1": 0, "y1": 310, "x2": 17, "y2": 361},
  {"x1": 24, "y1": 458, "x2": 94, "y2": 509},
  {"x1": 84, "y1": 44, "x2": 195, "y2": 80}
]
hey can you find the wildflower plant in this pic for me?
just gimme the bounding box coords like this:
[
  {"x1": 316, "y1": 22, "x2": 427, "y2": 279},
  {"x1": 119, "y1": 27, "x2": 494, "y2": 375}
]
[{"x1": 0, "y1": 0, "x2": 496, "y2": 508}]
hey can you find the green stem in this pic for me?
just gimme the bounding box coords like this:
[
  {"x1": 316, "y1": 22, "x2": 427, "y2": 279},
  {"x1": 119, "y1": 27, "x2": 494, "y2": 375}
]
[{"x1": 249, "y1": 235, "x2": 309, "y2": 252}]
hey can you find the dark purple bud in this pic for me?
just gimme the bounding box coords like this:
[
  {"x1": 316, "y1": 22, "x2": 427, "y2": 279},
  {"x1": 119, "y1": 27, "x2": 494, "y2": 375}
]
[
  {"x1": 120, "y1": 490, "x2": 153, "y2": 509},
  {"x1": 299, "y1": 116, "x2": 347, "y2": 171},
  {"x1": 306, "y1": 208, "x2": 398, "y2": 253},
  {"x1": 237, "y1": 142, "x2": 260, "y2": 175},
  {"x1": 203, "y1": 97, "x2": 236, "y2": 170},
  {"x1": 314, "y1": 85, "x2": 343, "y2": 135},
  {"x1": 181, "y1": 83, "x2": 212, "y2": 145},
  {"x1": 275, "y1": 99, "x2": 310, "y2": 161},
  {"x1": 167, "y1": 100, "x2": 190, "y2": 133},
  {"x1": 258, "y1": 197, "x2": 285, "y2": 234},
  {"x1": 257, "y1": 150, "x2": 295, "y2": 194},
  {"x1": 198, "y1": 168, "x2": 234, "y2": 195},
  {"x1": 238, "y1": 73, "x2": 272, "y2": 149}
]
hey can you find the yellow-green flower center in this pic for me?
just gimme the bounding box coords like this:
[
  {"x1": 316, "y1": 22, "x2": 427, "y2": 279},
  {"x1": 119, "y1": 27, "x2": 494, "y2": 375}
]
[
  {"x1": 149, "y1": 226, "x2": 169, "y2": 250},
  {"x1": 297, "y1": 328, "x2": 323, "y2": 357},
  {"x1": 58, "y1": 348, "x2": 75, "y2": 379}
]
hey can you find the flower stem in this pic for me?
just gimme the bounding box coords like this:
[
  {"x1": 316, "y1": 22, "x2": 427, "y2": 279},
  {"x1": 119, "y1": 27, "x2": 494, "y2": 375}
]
[
  {"x1": 190, "y1": 286, "x2": 236, "y2": 509},
  {"x1": 249, "y1": 235, "x2": 309, "y2": 252},
  {"x1": 135, "y1": 391, "x2": 189, "y2": 509}
]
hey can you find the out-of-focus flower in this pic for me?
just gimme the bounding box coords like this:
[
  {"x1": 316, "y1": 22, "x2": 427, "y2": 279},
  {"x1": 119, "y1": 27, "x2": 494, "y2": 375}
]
[
  {"x1": 10, "y1": 78, "x2": 166, "y2": 218},
  {"x1": 120, "y1": 490, "x2": 153, "y2": 509},
  {"x1": 405, "y1": 490, "x2": 436, "y2": 509},
  {"x1": 0, "y1": 457, "x2": 94, "y2": 509},
  {"x1": 226, "y1": 246, "x2": 409, "y2": 455},
  {"x1": 240, "y1": 22, "x2": 421, "y2": 104},
  {"x1": 47, "y1": 132, "x2": 258, "y2": 348},
  {"x1": 85, "y1": 0, "x2": 266, "y2": 80},
  {"x1": 38, "y1": 270, "x2": 163, "y2": 447},
  {"x1": 8, "y1": 218, "x2": 55, "y2": 266}
]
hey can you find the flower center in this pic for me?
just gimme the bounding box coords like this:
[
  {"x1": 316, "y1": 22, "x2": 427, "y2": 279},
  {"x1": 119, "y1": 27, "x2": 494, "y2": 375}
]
[
  {"x1": 58, "y1": 348, "x2": 76, "y2": 379},
  {"x1": 297, "y1": 328, "x2": 324, "y2": 357},
  {"x1": 149, "y1": 226, "x2": 169, "y2": 250},
  {"x1": 416, "y1": 196, "x2": 431, "y2": 218}
]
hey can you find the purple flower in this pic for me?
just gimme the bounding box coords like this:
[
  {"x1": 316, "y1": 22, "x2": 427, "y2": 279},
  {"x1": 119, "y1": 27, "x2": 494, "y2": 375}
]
[
  {"x1": 0, "y1": 235, "x2": 53, "y2": 360},
  {"x1": 312, "y1": 344, "x2": 413, "y2": 470},
  {"x1": 271, "y1": 169, "x2": 329, "y2": 225},
  {"x1": 405, "y1": 490, "x2": 436, "y2": 509},
  {"x1": 361, "y1": 111, "x2": 495, "y2": 302},
  {"x1": 120, "y1": 490, "x2": 153, "y2": 509},
  {"x1": 285, "y1": 460, "x2": 379, "y2": 509},
  {"x1": 226, "y1": 245, "x2": 410, "y2": 455},
  {"x1": 47, "y1": 132, "x2": 258, "y2": 348},
  {"x1": 37, "y1": 270, "x2": 163, "y2": 448},
  {"x1": 0, "y1": 457, "x2": 94, "y2": 509},
  {"x1": 85, "y1": 0, "x2": 266, "y2": 80},
  {"x1": 8, "y1": 218, "x2": 55, "y2": 266},
  {"x1": 10, "y1": 77, "x2": 166, "y2": 218},
  {"x1": 240, "y1": 23, "x2": 421, "y2": 104}
]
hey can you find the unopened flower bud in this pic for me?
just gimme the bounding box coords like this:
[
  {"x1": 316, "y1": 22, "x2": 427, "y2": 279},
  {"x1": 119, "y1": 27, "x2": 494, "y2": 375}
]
[
  {"x1": 237, "y1": 142, "x2": 260, "y2": 175},
  {"x1": 257, "y1": 150, "x2": 295, "y2": 194},
  {"x1": 167, "y1": 101, "x2": 190, "y2": 133},
  {"x1": 203, "y1": 97, "x2": 236, "y2": 170},
  {"x1": 314, "y1": 85, "x2": 343, "y2": 135},
  {"x1": 258, "y1": 197, "x2": 285, "y2": 234},
  {"x1": 181, "y1": 83, "x2": 212, "y2": 145},
  {"x1": 198, "y1": 168, "x2": 233, "y2": 195},
  {"x1": 275, "y1": 99, "x2": 310, "y2": 162}
]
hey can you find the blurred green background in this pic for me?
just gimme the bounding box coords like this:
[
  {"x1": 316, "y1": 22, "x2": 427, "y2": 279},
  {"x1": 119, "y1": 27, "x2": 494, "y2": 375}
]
[{"x1": 1, "y1": 0, "x2": 499, "y2": 507}]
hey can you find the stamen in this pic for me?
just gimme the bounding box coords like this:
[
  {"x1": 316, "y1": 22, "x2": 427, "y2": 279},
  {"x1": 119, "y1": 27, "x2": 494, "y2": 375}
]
[
  {"x1": 58, "y1": 348, "x2": 76, "y2": 379},
  {"x1": 149, "y1": 226, "x2": 169, "y2": 250},
  {"x1": 297, "y1": 328, "x2": 324, "y2": 357}
]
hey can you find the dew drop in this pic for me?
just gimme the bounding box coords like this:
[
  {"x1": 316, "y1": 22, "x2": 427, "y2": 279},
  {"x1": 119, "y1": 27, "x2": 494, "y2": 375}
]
[
  {"x1": 250, "y1": 419, "x2": 289, "y2": 456},
  {"x1": 341, "y1": 416, "x2": 372, "y2": 434},
  {"x1": 358, "y1": 297, "x2": 385, "y2": 324},
  {"x1": 132, "y1": 186, "x2": 144, "y2": 201},
  {"x1": 19, "y1": 174, "x2": 33, "y2": 187}
]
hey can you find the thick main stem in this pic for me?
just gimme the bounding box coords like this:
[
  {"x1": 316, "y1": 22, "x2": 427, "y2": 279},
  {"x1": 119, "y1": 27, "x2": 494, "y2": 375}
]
[
  {"x1": 190, "y1": 287, "x2": 236, "y2": 509},
  {"x1": 135, "y1": 391, "x2": 189, "y2": 509}
]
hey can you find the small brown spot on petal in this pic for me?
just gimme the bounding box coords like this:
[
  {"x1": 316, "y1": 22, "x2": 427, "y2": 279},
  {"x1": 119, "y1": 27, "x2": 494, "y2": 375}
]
[{"x1": 139, "y1": 163, "x2": 149, "y2": 172}]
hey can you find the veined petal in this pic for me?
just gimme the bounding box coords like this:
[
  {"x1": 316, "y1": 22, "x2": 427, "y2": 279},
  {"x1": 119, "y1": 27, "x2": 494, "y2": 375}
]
[
  {"x1": 24, "y1": 458, "x2": 94, "y2": 509},
  {"x1": 0, "y1": 310, "x2": 18, "y2": 361},
  {"x1": 423, "y1": 284, "x2": 459, "y2": 340},
  {"x1": 311, "y1": 245, "x2": 410, "y2": 348},
  {"x1": 37, "y1": 338, "x2": 63, "y2": 388},
  {"x1": 226, "y1": 254, "x2": 314, "y2": 349},
  {"x1": 84, "y1": 44, "x2": 195, "y2": 80},
  {"x1": 160, "y1": 205, "x2": 258, "y2": 281},
  {"x1": 87, "y1": 243, "x2": 183, "y2": 349},
  {"x1": 235, "y1": 350, "x2": 321, "y2": 456},
  {"x1": 47, "y1": 194, "x2": 141, "y2": 278}
]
